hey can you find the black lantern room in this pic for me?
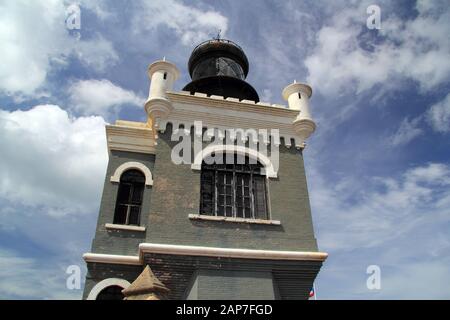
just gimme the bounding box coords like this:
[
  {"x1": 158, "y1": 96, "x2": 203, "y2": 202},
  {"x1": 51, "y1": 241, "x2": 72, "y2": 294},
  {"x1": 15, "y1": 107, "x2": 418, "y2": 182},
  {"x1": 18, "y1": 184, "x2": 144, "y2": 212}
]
[{"x1": 183, "y1": 39, "x2": 260, "y2": 102}]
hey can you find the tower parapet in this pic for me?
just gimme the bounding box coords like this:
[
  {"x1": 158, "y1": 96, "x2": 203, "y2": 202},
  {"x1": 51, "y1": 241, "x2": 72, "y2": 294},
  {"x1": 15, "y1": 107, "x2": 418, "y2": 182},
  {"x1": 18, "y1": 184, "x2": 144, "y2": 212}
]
[
  {"x1": 145, "y1": 60, "x2": 180, "y2": 129},
  {"x1": 282, "y1": 82, "x2": 316, "y2": 145}
]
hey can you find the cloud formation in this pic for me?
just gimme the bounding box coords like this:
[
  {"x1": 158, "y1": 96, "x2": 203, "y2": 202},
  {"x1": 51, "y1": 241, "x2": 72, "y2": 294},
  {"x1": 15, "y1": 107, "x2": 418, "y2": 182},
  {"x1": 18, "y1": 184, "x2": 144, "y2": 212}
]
[
  {"x1": 311, "y1": 162, "x2": 450, "y2": 251},
  {"x1": 68, "y1": 79, "x2": 145, "y2": 117},
  {"x1": 389, "y1": 117, "x2": 423, "y2": 146},
  {"x1": 0, "y1": 248, "x2": 80, "y2": 299},
  {"x1": 0, "y1": 104, "x2": 108, "y2": 217},
  {"x1": 0, "y1": 1, "x2": 118, "y2": 96},
  {"x1": 305, "y1": 0, "x2": 450, "y2": 96},
  {"x1": 427, "y1": 93, "x2": 450, "y2": 133},
  {"x1": 133, "y1": 0, "x2": 228, "y2": 46}
]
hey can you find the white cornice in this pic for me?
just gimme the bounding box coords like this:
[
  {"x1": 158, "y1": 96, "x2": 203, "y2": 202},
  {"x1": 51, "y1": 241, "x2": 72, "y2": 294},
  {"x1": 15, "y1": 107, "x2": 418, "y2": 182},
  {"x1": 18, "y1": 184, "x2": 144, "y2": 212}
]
[
  {"x1": 106, "y1": 121, "x2": 156, "y2": 154},
  {"x1": 83, "y1": 243, "x2": 328, "y2": 266},
  {"x1": 139, "y1": 243, "x2": 328, "y2": 262},
  {"x1": 83, "y1": 253, "x2": 141, "y2": 265}
]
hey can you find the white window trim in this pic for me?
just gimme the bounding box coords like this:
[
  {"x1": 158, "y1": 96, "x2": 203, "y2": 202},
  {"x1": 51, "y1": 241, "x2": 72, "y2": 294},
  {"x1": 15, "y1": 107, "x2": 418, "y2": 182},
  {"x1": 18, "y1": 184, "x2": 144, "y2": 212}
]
[
  {"x1": 110, "y1": 161, "x2": 153, "y2": 186},
  {"x1": 86, "y1": 278, "x2": 131, "y2": 300},
  {"x1": 188, "y1": 214, "x2": 280, "y2": 225},
  {"x1": 191, "y1": 145, "x2": 277, "y2": 178},
  {"x1": 105, "y1": 223, "x2": 146, "y2": 232}
]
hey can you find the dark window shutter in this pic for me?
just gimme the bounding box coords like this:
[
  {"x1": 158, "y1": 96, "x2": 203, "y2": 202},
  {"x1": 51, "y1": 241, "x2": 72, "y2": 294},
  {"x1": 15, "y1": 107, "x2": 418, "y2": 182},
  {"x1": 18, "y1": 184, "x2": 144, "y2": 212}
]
[
  {"x1": 113, "y1": 204, "x2": 127, "y2": 224},
  {"x1": 128, "y1": 206, "x2": 141, "y2": 225},
  {"x1": 253, "y1": 175, "x2": 267, "y2": 219},
  {"x1": 117, "y1": 183, "x2": 131, "y2": 204},
  {"x1": 200, "y1": 170, "x2": 215, "y2": 215},
  {"x1": 130, "y1": 184, "x2": 144, "y2": 204}
]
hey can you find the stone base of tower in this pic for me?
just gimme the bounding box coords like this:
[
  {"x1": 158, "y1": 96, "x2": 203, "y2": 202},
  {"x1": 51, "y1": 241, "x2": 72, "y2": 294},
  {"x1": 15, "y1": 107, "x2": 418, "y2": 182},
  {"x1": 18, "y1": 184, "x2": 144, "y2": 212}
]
[
  {"x1": 145, "y1": 254, "x2": 323, "y2": 300},
  {"x1": 83, "y1": 243, "x2": 326, "y2": 300}
]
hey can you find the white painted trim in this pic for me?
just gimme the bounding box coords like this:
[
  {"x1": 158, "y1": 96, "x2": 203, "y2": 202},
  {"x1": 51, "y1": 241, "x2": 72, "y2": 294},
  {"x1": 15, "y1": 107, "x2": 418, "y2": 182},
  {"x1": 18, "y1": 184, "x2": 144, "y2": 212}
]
[
  {"x1": 83, "y1": 253, "x2": 141, "y2": 265},
  {"x1": 105, "y1": 223, "x2": 146, "y2": 232},
  {"x1": 110, "y1": 161, "x2": 153, "y2": 186},
  {"x1": 188, "y1": 214, "x2": 281, "y2": 225},
  {"x1": 139, "y1": 243, "x2": 328, "y2": 262},
  {"x1": 191, "y1": 144, "x2": 277, "y2": 178},
  {"x1": 86, "y1": 278, "x2": 131, "y2": 300}
]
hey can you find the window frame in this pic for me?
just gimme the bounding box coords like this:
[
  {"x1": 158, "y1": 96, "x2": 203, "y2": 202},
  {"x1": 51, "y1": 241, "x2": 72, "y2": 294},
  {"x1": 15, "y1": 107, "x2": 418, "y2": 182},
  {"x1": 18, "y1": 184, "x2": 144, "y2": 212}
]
[
  {"x1": 200, "y1": 155, "x2": 269, "y2": 220},
  {"x1": 113, "y1": 169, "x2": 145, "y2": 226}
]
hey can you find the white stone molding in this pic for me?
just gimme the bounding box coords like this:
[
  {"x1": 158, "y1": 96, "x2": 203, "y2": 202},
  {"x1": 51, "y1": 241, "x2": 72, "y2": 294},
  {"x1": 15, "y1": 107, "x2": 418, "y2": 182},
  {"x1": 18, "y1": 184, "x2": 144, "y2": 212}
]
[
  {"x1": 139, "y1": 243, "x2": 328, "y2": 262},
  {"x1": 164, "y1": 92, "x2": 302, "y2": 147},
  {"x1": 83, "y1": 242, "x2": 328, "y2": 272},
  {"x1": 86, "y1": 278, "x2": 131, "y2": 300},
  {"x1": 191, "y1": 144, "x2": 277, "y2": 178},
  {"x1": 110, "y1": 161, "x2": 153, "y2": 186},
  {"x1": 83, "y1": 253, "x2": 141, "y2": 265}
]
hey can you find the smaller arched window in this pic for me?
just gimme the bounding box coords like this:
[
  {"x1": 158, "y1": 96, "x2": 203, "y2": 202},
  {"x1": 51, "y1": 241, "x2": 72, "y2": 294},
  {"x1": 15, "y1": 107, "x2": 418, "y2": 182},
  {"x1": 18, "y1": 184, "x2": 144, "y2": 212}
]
[
  {"x1": 96, "y1": 285, "x2": 124, "y2": 300},
  {"x1": 113, "y1": 169, "x2": 145, "y2": 226}
]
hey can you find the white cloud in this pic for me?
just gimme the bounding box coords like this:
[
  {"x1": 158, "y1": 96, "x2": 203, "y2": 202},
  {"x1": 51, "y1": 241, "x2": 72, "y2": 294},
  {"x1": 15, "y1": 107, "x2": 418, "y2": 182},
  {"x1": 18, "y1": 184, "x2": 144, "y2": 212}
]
[
  {"x1": 133, "y1": 0, "x2": 228, "y2": 46},
  {"x1": 427, "y1": 93, "x2": 450, "y2": 133},
  {"x1": 311, "y1": 162, "x2": 450, "y2": 251},
  {"x1": 0, "y1": 0, "x2": 118, "y2": 96},
  {"x1": 389, "y1": 117, "x2": 423, "y2": 146},
  {"x1": 68, "y1": 79, "x2": 145, "y2": 116},
  {"x1": 0, "y1": 248, "x2": 81, "y2": 299},
  {"x1": 305, "y1": 1, "x2": 450, "y2": 96},
  {"x1": 78, "y1": 0, "x2": 113, "y2": 20},
  {"x1": 310, "y1": 160, "x2": 450, "y2": 298},
  {"x1": 380, "y1": 259, "x2": 450, "y2": 299},
  {"x1": 0, "y1": 104, "x2": 108, "y2": 217}
]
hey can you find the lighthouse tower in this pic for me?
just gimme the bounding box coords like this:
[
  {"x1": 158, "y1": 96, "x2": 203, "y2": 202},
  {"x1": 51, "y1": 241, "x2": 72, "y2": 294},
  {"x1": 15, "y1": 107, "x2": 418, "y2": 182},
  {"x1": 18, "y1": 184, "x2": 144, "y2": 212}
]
[{"x1": 82, "y1": 38, "x2": 327, "y2": 300}]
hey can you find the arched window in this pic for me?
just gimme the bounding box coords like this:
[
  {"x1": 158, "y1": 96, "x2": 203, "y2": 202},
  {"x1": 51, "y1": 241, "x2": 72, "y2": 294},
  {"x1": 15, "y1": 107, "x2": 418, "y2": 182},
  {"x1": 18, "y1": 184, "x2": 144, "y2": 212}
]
[
  {"x1": 113, "y1": 169, "x2": 145, "y2": 225},
  {"x1": 96, "y1": 285, "x2": 124, "y2": 300},
  {"x1": 200, "y1": 154, "x2": 268, "y2": 220}
]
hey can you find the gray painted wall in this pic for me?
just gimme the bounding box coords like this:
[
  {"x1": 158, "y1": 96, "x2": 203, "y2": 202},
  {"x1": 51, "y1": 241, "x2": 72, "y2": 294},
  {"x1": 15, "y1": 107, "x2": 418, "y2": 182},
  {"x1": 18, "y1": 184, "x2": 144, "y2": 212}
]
[
  {"x1": 187, "y1": 269, "x2": 276, "y2": 300},
  {"x1": 145, "y1": 126, "x2": 318, "y2": 252},
  {"x1": 84, "y1": 124, "x2": 320, "y2": 299},
  {"x1": 90, "y1": 150, "x2": 155, "y2": 256}
]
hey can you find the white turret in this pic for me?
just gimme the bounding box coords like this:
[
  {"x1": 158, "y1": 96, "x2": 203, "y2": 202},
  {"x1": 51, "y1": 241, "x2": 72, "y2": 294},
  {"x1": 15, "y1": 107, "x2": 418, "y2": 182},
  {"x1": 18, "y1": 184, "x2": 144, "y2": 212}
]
[
  {"x1": 144, "y1": 60, "x2": 180, "y2": 129},
  {"x1": 282, "y1": 82, "x2": 316, "y2": 146}
]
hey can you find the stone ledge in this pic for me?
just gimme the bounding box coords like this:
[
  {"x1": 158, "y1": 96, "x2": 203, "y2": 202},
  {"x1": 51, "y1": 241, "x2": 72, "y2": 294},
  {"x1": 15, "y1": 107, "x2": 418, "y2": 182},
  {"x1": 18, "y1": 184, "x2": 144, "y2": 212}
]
[
  {"x1": 105, "y1": 223, "x2": 146, "y2": 232},
  {"x1": 188, "y1": 214, "x2": 281, "y2": 225}
]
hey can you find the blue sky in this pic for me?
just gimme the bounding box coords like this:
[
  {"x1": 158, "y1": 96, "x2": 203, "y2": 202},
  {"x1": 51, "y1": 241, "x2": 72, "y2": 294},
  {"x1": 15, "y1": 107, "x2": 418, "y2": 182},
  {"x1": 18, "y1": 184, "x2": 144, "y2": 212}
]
[{"x1": 0, "y1": 0, "x2": 449, "y2": 299}]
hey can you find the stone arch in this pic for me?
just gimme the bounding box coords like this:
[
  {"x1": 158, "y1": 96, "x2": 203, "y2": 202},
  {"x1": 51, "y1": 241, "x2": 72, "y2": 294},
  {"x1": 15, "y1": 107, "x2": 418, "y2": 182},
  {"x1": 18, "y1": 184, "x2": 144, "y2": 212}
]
[
  {"x1": 191, "y1": 144, "x2": 277, "y2": 178},
  {"x1": 86, "y1": 278, "x2": 131, "y2": 300},
  {"x1": 110, "y1": 161, "x2": 153, "y2": 186}
]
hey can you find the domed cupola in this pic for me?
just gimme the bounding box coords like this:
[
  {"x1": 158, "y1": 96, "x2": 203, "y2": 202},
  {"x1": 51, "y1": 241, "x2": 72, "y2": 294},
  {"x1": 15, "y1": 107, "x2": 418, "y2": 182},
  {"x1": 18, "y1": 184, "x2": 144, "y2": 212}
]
[{"x1": 183, "y1": 38, "x2": 259, "y2": 102}]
